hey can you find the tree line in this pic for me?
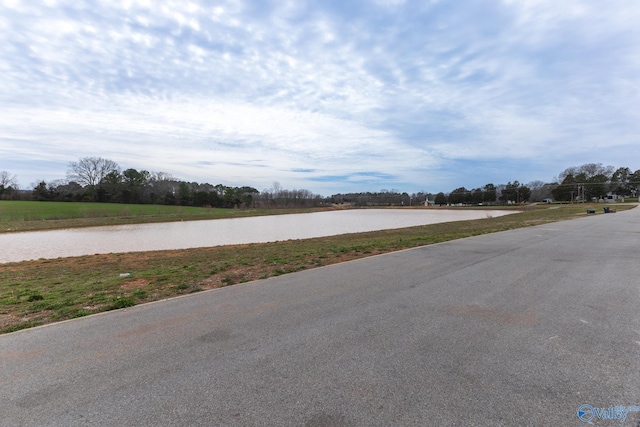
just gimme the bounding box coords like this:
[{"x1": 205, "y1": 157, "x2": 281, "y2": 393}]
[
  {"x1": 2, "y1": 157, "x2": 324, "y2": 208},
  {"x1": 434, "y1": 164, "x2": 640, "y2": 206},
  {"x1": 330, "y1": 189, "x2": 430, "y2": 207},
  {"x1": 1, "y1": 159, "x2": 639, "y2": 207},
  {"x1": 436, "y1": 181, "x2": 533, "y2": 206},
  {"x1": 550, "y1": 164, "x2": 640, "y2": 202}
]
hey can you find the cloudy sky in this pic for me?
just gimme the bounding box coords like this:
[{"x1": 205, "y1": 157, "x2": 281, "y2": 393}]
[{"x1": 1, "y1": 0, "x2": 639, "y2": 196}]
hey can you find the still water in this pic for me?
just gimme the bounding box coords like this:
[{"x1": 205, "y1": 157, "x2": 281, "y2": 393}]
[{"x1": 1, "y1": 209, "x2": 514, "y2": 263}]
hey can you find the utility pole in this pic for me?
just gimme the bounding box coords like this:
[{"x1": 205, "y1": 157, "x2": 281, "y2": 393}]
[{"x1": 577, "y1": 184, "x2": 584, "y2": 203}]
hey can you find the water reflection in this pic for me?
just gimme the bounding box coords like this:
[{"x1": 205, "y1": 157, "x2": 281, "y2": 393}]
[{"x1": 1, "y1": 209, "x2": 514, "y2": 263}]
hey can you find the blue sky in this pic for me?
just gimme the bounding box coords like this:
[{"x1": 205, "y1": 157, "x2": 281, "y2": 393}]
[{"x1": 1, "y1": 0, "x2": 639, "y2": 196}]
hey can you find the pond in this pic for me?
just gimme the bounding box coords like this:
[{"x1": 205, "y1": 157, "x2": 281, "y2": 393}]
[{"x1": 1, "y1": 209, "x2": 515, "y2": 263}]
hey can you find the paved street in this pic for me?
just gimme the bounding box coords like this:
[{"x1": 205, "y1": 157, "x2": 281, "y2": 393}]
[{"x1": 2, "y1": 207, "x2": 639, "y2": 426}]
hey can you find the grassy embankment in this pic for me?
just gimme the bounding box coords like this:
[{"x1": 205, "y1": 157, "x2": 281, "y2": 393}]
[
  {"x1": 0, "y1": 201, "x2": 635, "y2": 334},
  {"x1": 0, "y1": 200, "x2": 326, "y2": 233}
]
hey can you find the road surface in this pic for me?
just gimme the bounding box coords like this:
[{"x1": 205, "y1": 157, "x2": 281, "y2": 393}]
[{"x1": 2, "y1": 206, "x2": 639, "y2": 426}]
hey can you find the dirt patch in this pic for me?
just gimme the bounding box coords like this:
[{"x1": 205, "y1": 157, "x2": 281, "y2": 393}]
[
  {"x1": 119, "y1": 278, "x2": 151, "y2": 290},
  {"x1": 199, "y1": 265, "x2": 283, "y2": 289},
  {"x1": 0, "y1": 314, "x2": 18, "y2": 330}
]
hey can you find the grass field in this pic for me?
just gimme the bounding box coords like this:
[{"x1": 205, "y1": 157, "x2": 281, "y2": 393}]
[
  {"x1": 0, "y1": 202, "x2": 635, "y2": 334},
  {"x1": 0, "y1": 200, "x2": 326, "y2": 232}
]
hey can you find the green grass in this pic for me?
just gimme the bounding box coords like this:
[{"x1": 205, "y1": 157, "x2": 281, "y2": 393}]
[
  {"x1": 0, "y1": 200, "x2": 327, "y2": 232},
  {"x1": 0, "y1": 202, "x2": 635, "y2": 334}
]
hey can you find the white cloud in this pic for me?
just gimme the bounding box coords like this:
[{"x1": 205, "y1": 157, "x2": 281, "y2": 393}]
[{"x1": 1, "y1": 0, "x2": 640, "y2": 194}]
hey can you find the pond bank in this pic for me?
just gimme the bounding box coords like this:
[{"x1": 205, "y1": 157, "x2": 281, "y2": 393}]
[{"x1": 2, "y1": 209, "x2": 514, "y2": 263}]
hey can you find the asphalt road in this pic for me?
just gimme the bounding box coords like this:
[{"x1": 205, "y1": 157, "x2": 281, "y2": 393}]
[{"x1": 2, "y1": 207, "x2": 639, "y2": 426}]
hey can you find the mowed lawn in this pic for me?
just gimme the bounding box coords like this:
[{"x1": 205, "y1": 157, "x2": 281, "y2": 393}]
[{"x1": 1, "y1": 200, "x2": 203, "y2": 220}]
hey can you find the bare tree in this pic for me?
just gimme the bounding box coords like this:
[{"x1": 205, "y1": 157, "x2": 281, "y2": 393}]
[
  {"x1": 0, "y1": 170, "x2": 18, "y2": 189},
  {"x1": 527, "y1": 180, "x2": 552, "y2": 202},
  {"x1": 150, "y1": 171, "x2": 175, "y2": 182},
  {"x1": 0, "y1": 170, "x2": 19, "y2": 199},
  {"x1": 67, "y1": 157, "x2": 120, "y2": 187}
]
